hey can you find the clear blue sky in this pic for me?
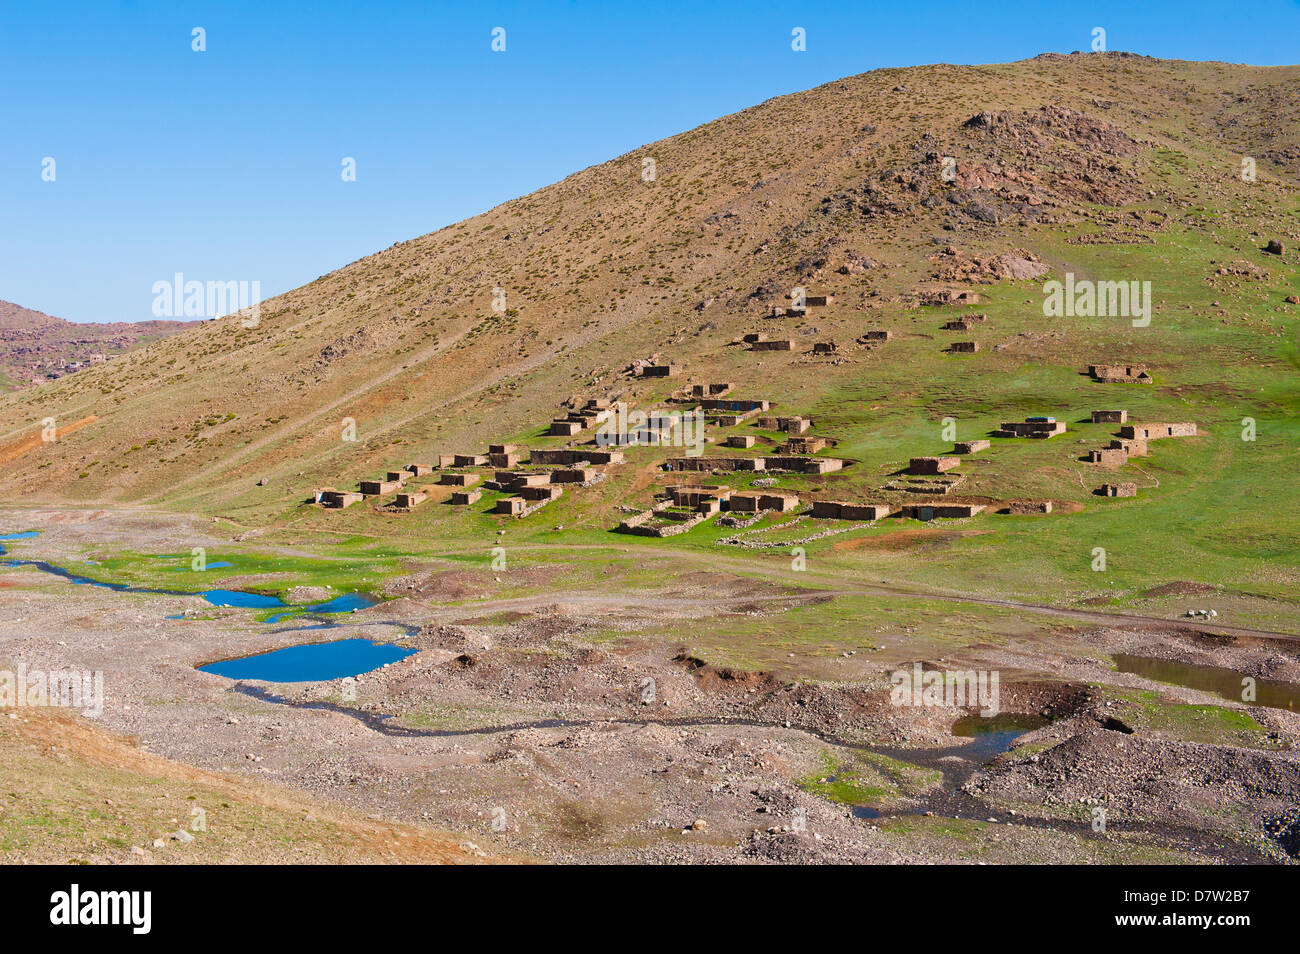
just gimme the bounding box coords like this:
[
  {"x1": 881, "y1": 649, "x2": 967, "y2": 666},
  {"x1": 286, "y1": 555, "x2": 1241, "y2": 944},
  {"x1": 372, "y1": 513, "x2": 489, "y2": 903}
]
[{"x1": 2, "y1": 0, "x2": 1296, "y2": 323}]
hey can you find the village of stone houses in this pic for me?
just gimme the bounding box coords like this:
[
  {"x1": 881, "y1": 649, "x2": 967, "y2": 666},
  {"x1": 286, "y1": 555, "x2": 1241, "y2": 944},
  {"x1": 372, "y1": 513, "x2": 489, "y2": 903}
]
[{"x1": 2, "y1": 49, "x2": 1300, "y2": 870}]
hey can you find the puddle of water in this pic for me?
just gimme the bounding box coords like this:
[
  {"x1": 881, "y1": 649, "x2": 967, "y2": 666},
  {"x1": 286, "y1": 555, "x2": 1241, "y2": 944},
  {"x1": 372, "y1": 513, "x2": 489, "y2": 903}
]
[
  {"x1": 200, "y1": 589, "x2": 285, "y2": 609},
  {"x1": 951, "y1": 713, "x2": 1050, "y2": 759},
  {"x1": 200, "y1": 638, "x2": 416, "y2": 682},
  {"x1": 309, "y1": 592, "x2": 379, "y2": 613},
  {"x1": 0, "y1": 531, "x2": 40, "y2": 541},
  {"x1": 264, "y1": 592, "x2": 380, "y2": 624},
  {"x1": 172, "y1": 561, "x2": 234, "y2": 571},
  {"x1": 1114, "y1": 654, "x2": 1300, "y2": 712}
]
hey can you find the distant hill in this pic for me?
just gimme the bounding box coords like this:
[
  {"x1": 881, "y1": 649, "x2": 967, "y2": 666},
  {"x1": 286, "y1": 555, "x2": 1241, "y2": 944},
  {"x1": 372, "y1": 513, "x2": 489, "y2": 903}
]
[
  {"x1": 0, "y1": 300, "x2": 190, "y2": 391},
  {"x1": 0, "y1": 52, "x2": 1296, "y2": 518}
]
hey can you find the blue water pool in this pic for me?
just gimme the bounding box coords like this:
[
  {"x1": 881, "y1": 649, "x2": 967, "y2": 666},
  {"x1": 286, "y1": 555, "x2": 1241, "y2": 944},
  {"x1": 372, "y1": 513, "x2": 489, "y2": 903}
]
[
  {"x1": 265, "y1": 592, "x2": 380, "y2": 623},
  {"x1": 200, "y1": 589, "x2": 285, "y2": 609},
  {"x1": 309, "y1": 592, "x2": 379, "y2": 613},
  {"x1": 199, "y1": 638, "x2": 416, "y2": 682}
]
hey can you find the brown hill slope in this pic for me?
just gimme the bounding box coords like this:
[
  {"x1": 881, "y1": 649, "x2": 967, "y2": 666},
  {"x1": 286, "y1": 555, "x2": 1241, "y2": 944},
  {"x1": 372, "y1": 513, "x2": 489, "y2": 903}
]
[{"x1": 0, "y1": 52, "x2": 1297, "y2": 511}]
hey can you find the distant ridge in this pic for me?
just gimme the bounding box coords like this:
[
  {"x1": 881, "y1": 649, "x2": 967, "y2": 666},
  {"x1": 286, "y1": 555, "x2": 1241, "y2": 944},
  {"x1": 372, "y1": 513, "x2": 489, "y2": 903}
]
[{"x1": 0, "y1": 299, "x2": 191, "y2": 391}]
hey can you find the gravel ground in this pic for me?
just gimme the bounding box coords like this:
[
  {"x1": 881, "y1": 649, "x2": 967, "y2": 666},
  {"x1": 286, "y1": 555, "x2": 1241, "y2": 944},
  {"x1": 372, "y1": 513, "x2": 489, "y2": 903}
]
[{"x1": 2, "y1": 508, "x2": 1297, "y2": 864}]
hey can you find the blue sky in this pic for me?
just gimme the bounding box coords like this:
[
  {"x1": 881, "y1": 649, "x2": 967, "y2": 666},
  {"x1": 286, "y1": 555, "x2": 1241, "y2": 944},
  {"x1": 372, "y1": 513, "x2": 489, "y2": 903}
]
[{"x1": 1, "y1": 0, "x2": 1296, "y2": 323}]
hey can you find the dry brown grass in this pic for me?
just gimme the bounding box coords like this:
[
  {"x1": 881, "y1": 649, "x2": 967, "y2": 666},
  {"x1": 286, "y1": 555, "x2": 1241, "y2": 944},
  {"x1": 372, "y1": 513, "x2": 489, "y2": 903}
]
[{"x1": 0, "y1": 708, "x2": 509, "y2": 864}]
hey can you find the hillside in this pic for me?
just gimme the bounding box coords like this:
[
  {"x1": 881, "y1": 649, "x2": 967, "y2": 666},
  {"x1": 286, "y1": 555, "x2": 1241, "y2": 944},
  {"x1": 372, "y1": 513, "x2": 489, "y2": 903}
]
[
  {"x1": 0, "y1": 300, "x2": 189, "y2": 392},
  {"x1": 1, "y1": 52, "x2": 1298, "y2": 612}
]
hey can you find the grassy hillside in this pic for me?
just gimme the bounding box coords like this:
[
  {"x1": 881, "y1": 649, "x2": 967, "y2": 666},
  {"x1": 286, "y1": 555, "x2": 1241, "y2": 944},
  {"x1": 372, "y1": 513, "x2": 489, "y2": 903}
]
[{"x1": 2, "y1": 52, "x2": 1298, "y2": 615}]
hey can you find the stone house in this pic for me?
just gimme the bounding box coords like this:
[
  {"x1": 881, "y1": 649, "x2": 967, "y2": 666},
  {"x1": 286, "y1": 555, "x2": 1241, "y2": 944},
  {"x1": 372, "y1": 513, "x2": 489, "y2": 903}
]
[
  {"x1": 901, "y1": 503, "x2": 984, "y2": 519},
  {"x1": 909, "y1": 456, "x2": 961, "y2": 475},
  {"x1": 450, "y1": 489, "x2": 482, "y2": 505},
  {"x1": 812, "y1": 500, "x2": 888, "y2": 520},
  {"x1": 495, "y1": 497, "x2": 526, "y2": 515},
  {"x1": 670, "y1": 485, "x2": 732, "y2": 509},
  {"x1": 530, "y1": 448, "x2": 621, "y2": 466},
  {"x1": 1119, "y1": 422, "x2": 1197, "y2": 440},
  {"x1": 728, "y1": 491, "x2": 800, "y2": 513},
  {"x1": 798, "y1": 457, "x2": 843, "y2": 474},
  {"x1": 754, "y1": 416, "x2": 809, "y2": 433},
  {"x1": 496, "y1": 471, "x2": 552, "y2": 489},
  {"x1": 995, "y1": 418, "x2": 1066, "y2": 438},
  {"x1": 406, "y1": 463, "x2": 435, "y2": 476},
  {"x1": 320, "y1": 490, "x2": 363, "y2": 508},
  {"x1": 1088, "y1": 447, "x2": 1128, "y2": 465},
  {"x1": 751, "y1": 340, "x2": 795, "y2": 351},
  {"x1": 783, "y1": 436, "x2": 828, "y2": 454},
  {"x1": 1110, "y1": 437, "x2": 1147, "y2": 457},
  {"x1": 552, "y1": 467, "x2": 598, "y2": 483},
  {"x1": 1101, "y1": 482, "x2": 1138, "y2": 497},
  {"x1": 953, "y1": 440, "x2": 990, "y2": 454},
  {"x1": 439, "y1": 473, "x2": 481, "y2": 487},
  {"x1": 394, "y1": 491, "x2": 427, "y2": 508},
  {"x1": 725, "y1": 435, "x2": 756, "y2": 448},
  {"x1": 759, "y1": 455, "x2": 843, "y2": 474},
  {"x1": 700, "y1": 398, "x2": 769, "y2": 413},
  {"x1": 947, "y1": 341, "x2": 979, "y2": 353},
  {"x1": 1088, "y1": 365, "x2": 1152, "y2": 384},
  {"x1": 1091, "y1": 410, "x2": 1128, "y2": 423},
  {"x1": 359, "y1": 479, "x2": 402, "y2": 496},
  {"x1": 519, "y1": 485, "x2": 562, "y2": 502},
  {"x1": 690, "y1": 383, "x2": 733, "y2": 398},
  {"x1": 661, "y1": 457, "x2": 764, "y2": 473}
]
